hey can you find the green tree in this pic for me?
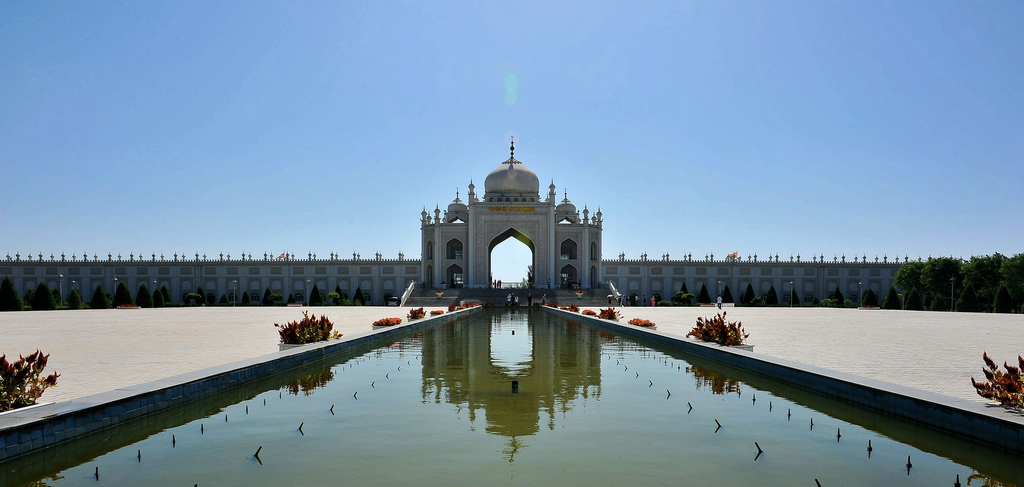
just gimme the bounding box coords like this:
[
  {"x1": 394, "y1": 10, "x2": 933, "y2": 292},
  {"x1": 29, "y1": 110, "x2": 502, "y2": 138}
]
[
  {"x1": 831, "y1": 287, "x2": 844, "y2": 307},
  {"x1": 219, "y1": 294, "x2": 229, "y2": 304},
  {"x1": 51, "y1": 288, "x2": 61, "y2": 306},
  {"x1": 269, "y1": 293, "x2": 284, "y2": 304},
  {"x1": 89, "y1": 284, "x2": 110, "y2": 309},
  {"x1": 262, "y1": 287, "x2": 274, "y2": 306},
  {"x1": 955, "y1": 283, "x2": 981, "y2": 312},
  {"x1": 861, "y1": 288, "x2": 879, "y2": 307},
  {"x1": 309, "y1": 284, "x2": 324, "y2": 305},
  {"x1": 241, "y1": 290, "x2": 251, "y2": 305},
  {"x1": 765, "y1": 285, "x2": 779, "y2": 305},
  {"x1": 194, "y1": 286, "x2": 207, "y2": 305},
  {"x1": 993, "y1": 284, "x2": 1013, "y2": 313},
  {"x1": 0, "y1": 276, "x2": 23, "y2": 311},
  {"x1": 741, "y1": 283, "x2": 755, "y2": 305},
  {"x1": 30, "y1": 282, "x2": 57, "y2": 310},
  {"x1": 930, "y1": 294, "x2": 948, "y2": 312},
  {"x1": 327, "y1": 292, "x2": 340, "y2": 305},
  {"x1": 184, "y1": 293, "x2": 202, "y2": 305},
  {"x1": 153, "y1": 289, "x2": 166, "y2": 308},
  {"x1": 159, "y1": 286, "x2": 172, "y2": 304},
  {"x1": 721, "y1": 285, "x2": 734, "y2": 303},
  {"x1": 67, "y1": 288, "x2": 83, "y2": 310},
  {"x1": 962, "y1": 254, "x2": 1005, "y2": 309},
  {"x1": 287, "y1": 293, "x2": 296, "y2": 304},
  {"x1": 696, "y1": 283, "x2": 711, "y2": 304},
  {"x1": 790, "y1": 287, "x2": 799, "y2": 306},
  {"x1": 671, "y1": 291, "x2": 694, "y2": 305},
  {"x1": 112, "y1": 282, "x2": 133, "y2": 307},
  {"x1": 1000, "y1": 253, "x2": 1024, "y2": 309},
  {"x1": 893, "y1": 261, "x2": 925, "y2": 298},
  {"x1": 922, "y1": 257, "x2": 963, "y2": 302},
  {"x1": 334, "y1": 285, "x2": 347, "y2": 304},
  {"x1": 353, "y1": 286, "x2": 367, "y2": 305},
  {"x1": 881, "y1": 286, "x2": 901, "y2": 310},
  {"x1": 905, "y1": 288, "x2": 924, "y2": 311},
  {"x1": 678, "y1": 282, "x2": 688, "y2": 294},
  {"x1": 136, "y1": 283, "x2": 154, "y2": 308}
]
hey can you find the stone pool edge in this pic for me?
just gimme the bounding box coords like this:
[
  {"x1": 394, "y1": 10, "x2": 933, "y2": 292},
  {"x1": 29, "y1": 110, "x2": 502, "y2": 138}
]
[
  {"x1": 545, "y1": 307, "x2": 1024, "y2": 454},
  {"x1": 0, "y1": 307, "x2": 483, "y2": 462}
]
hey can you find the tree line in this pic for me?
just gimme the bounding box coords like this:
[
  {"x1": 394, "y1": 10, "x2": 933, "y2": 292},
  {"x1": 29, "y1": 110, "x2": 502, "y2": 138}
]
[{"x1": 0, "y1": 277, "x2": 372, "y2": 310}]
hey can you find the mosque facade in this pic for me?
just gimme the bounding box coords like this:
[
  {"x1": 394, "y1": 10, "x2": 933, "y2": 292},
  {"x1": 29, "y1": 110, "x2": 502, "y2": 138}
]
[{"x1": 3, "y1": 143, "x2": 905, "y2": 305}]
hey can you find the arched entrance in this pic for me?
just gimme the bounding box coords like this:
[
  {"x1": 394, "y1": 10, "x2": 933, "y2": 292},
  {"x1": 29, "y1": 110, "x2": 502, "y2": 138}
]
[
  {"x1": 489, "y1": 228, "x2": 536, "y2": 289},
  {"x1": 446, "y1": 264, "x2": 464, "y2": 288},
  {"x1": 560, "y1": 264, "x2": 578, "y2": 289}
]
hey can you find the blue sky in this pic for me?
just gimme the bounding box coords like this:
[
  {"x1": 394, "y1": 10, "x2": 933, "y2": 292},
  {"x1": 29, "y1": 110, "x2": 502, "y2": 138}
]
[{"x1": 2, "y1": 1, "x2": 1021, "y2": 283}]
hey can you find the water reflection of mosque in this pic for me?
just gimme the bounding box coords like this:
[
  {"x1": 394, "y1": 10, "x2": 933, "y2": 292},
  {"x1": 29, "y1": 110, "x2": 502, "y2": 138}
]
[{"x1": 419, "y1": 310, "x2": 603, "y2": 440}]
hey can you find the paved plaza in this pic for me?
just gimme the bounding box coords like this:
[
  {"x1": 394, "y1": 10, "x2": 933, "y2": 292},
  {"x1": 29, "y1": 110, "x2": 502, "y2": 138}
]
[{"x1": 0, "y1": 306, "x2": 1021, "y2": 404}]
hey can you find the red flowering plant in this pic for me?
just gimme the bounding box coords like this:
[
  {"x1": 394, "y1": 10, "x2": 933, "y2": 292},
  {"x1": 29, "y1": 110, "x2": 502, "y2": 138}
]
[
  {"x1": 407, "y1": 308, "x2": 426, "y2": 320},
  {"x1": 0, "y1": 350, "x2": 60, "y2": 411},
  {"x1": 972, "y1": 352, "x2": 1024, "y2": 408},
  {"x1": 686, "y1": 311, "x2": 748, "y2": 346},
  {"x1": 372, "y1": 317, "x2": 403, "y2": 327},
  {"x1": 627, "y1": 318, "x2": 656, "y2": 328},
  {"x1": 545, "y1": 302, "x2": 559, "y2": 308},
  {"x1": 448, "y1": 303, "x2": 458, "y2": 312},
  {"x1": 597, "y1": 308, "x2": 621, "y2": 321},
  {"x1": 430, "y1": 309, "x2": 444, "y2": 315},
  {"x1": 582, "y1": 309, "x2": 598, "y2": 316},
  {"x1": 276, "y1": 311, "x2": 341, "y2": 345}
]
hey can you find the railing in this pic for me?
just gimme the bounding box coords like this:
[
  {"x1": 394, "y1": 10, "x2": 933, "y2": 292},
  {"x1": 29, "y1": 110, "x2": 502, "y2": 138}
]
[{"x1": 399, "y1": 280, "x2": 417, "y2": 307}]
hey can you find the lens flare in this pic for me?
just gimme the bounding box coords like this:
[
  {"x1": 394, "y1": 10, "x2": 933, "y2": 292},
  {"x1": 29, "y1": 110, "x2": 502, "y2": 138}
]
[{"x1": 504, "y1": 72, "x2": 519, "y2": 105}]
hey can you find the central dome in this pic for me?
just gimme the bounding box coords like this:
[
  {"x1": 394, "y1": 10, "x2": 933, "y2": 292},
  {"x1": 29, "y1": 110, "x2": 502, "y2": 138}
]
[{"x1": 484, "y1": 157, "x2": 540, "y2": 195}]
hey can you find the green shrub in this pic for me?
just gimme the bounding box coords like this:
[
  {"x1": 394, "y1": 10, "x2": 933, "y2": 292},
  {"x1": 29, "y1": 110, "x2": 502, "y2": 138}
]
[
  {"x1": 861, "y1": 288, "x2": 879, "y2": 307},
  {"x1": 687, "y1": 311, "x2": 748, "y2": 346},
  {"x1": 219, "y1": 294, "x2": 229, "y2": 304},
  {"x1": 739, "y1": 284, "x2": 754, "y2": 305},
  {"x1": 955, "y1": 283, "x2": 981, "y2": 312},
  {"x1": 30, "y1": 283, "x2": 56, "y2": 310},
  {"x1": 721, "y1": 285, "x2": 734, "y2": 303},
  {"x1": 112, "y1": 282, "x2": 133, "y2": 307},
  {"x1": 832, "y1": 287, "x2": 844, "y2": 307},
  {"x1": 993, "y1": 285, "x2": 1013, "y2": 313},
  {"x1": 353, "y1": 287, "x2": 367, "y2": 305},
  {"x1": 287, "y1": 293, "x2": 297, "y2": 304},
  {"x1": 765, "y1": 285, "x2": 779, "y2": 306},
  {"x1": 269, "y1": 293, "x2": 284, "y2": 304},
  {"x1": 881, "y1": 286, "x2": 901, "y2": 309},
  {"x1": 0, "y1": 350, "x2": 60, "y2": 411},
  {"x1": 263, "y1": 287, "x2": 274, "y2": 306},
  {"x1": 89, "y1": 284, "x2": 109, "y2": 309},
  {"x1": 275, "y1": 311, "x2": 341, "y2": 344},
  {"x1": 67, "y1": 288, "x2": 82, "y2": 310},
  {"x1": 656, "y1": 300, "x2": 674, "y2": 307},
  {"x1": 136, "y1": 283, "x2": 154, "y2": 308},
  {"x1": 194, "y1": 286, "x2": 207, "y2": 305},
  {"x1": 696, "y1": 283, "x2": 711, "y2": 304},
  {"x1": 930, "y1": 294, "x2": 948, "y2": 311},
  {"x1": 159, "y1": 286, "x2": 172, "y2": 304},
  {"x1": 0, "y1": 277, "x2": 23, "y2": 311},
  {"x1": 905, "y1": 288, "x2": 924, "y2": 310},
  {"x1": 153, "y1": 289, "x2": 165, "y2": 308},
  {"x1": 309, "y1": 284, "x2": 324, "y2": 305},
  {"x1": 241, "y1": 291, "x2": 251, "y2": 305},
  {"x1": 790, "y1": 287, "x2": 799, "y2": 306},
  {"x1": 671, "y1": 291, "x2": 694, "y2": 305}
]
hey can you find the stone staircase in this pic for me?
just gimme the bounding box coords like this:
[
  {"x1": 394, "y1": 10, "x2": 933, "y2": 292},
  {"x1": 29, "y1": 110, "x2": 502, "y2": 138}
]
[{"x1": 403, "y1": 287, "x2": 617, "y2": 307}]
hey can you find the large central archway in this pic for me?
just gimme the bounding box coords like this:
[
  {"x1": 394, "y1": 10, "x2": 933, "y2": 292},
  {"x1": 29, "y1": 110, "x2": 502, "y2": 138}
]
[{"x1": 489, "y1": 228, "x2": 536, "y2": 288}]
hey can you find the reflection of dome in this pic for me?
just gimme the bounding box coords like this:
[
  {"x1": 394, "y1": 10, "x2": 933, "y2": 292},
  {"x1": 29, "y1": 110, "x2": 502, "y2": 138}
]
[{"x1": 484, "y1": 157, "x2": 540, "y2": 195}]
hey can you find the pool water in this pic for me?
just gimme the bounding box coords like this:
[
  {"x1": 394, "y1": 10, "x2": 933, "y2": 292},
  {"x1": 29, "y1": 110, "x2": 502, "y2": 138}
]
[{"x1": 3, "y1": 309, "x2": 1021, "y2": 486}]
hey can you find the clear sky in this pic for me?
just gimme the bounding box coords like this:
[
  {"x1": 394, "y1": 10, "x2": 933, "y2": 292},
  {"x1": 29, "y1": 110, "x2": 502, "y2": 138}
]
[{"x1": 2, "y1": 1, "x2": 1022, "y2": 283}]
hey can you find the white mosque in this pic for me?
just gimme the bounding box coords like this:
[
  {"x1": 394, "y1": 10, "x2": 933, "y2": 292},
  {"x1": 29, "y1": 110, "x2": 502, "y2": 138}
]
[{"x1": 3, "y1": 142, "x2": 904, "y2": 305}]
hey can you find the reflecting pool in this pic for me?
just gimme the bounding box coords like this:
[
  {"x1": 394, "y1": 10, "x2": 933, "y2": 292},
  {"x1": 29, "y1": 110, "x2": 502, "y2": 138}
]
[{"x1": 3, "y1": 309, "x2": 1021, "y2": 486}]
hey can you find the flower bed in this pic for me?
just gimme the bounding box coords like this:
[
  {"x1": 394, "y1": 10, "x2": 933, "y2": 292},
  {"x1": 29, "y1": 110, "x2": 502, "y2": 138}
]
[
  {"x1": 276, "y1": 311, "x2": 342, "y2": 345},
  {"x1": 407, "y1": 307, "x2": 426, "y2": 320},
  {"x1": 559, "y1": 304, "x2": 580, "y2": 313},
  {"x1": 597, "y1": 308, "x2": 620, "y2": 321},
  {"x1": 430, "y1": 310, "x2": 444, "y2": 316},
  {"x1": 116, "y1": 304, "x2": 141, "y2": 309},
  {"x1": 627, "y1": 318, "x2": 656, "y2": 328},
  {"x1": 687, "y1": 311, "x2": 748, "y2": 346},
  {"x1": 372, "y1": 317, "x2": 403, "y2": 327},
  {"x1": 545, "y1": 302, "x2": 559, "y2": 308}
]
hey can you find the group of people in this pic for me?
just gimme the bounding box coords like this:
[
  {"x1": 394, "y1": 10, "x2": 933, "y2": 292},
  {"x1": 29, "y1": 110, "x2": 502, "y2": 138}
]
[
  {"x1": 608, "y1": 294, "x2": 656, "y2": 307},
  {"x1": 505, "y1": 293, "x2": 546, "y2": 306}
]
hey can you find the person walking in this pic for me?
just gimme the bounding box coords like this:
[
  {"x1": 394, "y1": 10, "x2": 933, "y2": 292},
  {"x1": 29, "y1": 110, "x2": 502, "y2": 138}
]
[
  {"x1": 542, "y1": 294, "x2": 546, "y2": 305},
  {"x1": 717, "y1": 295, "x2": 723, "y2": 309},
  {"x1": 528, "y1": 294, "x2": 533, "y2": 306}
]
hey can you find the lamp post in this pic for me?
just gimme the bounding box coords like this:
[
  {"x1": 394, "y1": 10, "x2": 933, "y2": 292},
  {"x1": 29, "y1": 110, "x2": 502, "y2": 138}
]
[
  {"x1": 858, "y1": 281, "x2": 863, "y2": 306},
  {"x1": 59, "y1": 274, "x2": 64, "y2": 308},
  {"x1": 231, "y1": 279, "x2": 238, "y2": 306},
  {"x1": 717, "y1": 280, "x2": 724, "y2": 300},
  {"x1": 306, "y1": 279, "x2": 311, "y2": 306},
  {"x1": 950, "y1": 276, "x2": 956, "y2": 312},
  {"x1": 789, "y1": 281, "x2": 794, "y2": 307}
]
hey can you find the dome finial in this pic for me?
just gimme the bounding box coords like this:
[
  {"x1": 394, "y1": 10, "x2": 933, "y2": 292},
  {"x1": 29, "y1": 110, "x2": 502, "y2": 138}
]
[{"x1": 510, "y1": 136, "x2": 515, "y2": 158}]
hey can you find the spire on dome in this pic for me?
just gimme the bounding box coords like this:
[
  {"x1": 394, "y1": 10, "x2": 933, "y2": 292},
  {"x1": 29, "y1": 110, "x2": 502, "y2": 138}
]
[{"x1": 510, "y1": 136, "x2": 515, "y2": 158}]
